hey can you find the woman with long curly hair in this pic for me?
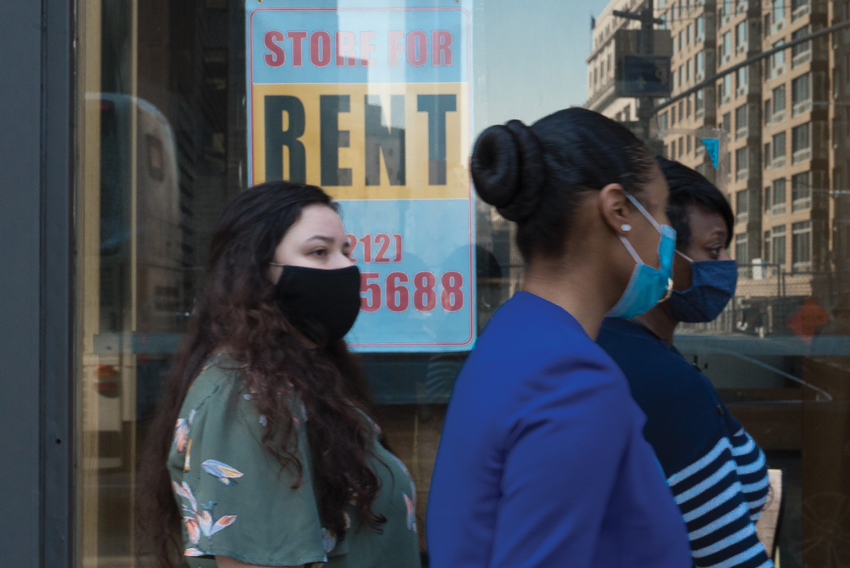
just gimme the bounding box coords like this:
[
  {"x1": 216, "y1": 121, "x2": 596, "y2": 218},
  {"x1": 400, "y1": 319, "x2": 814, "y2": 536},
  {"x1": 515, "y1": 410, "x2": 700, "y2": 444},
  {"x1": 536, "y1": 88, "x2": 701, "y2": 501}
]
[{"x1": 139, "y1": 181, "x2": 421, "y2": 568}]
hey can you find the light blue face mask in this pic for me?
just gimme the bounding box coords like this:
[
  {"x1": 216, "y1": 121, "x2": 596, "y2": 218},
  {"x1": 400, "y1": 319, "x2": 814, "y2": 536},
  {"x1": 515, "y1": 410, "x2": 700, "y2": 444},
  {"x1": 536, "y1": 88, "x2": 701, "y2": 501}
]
[{"x1": 608, "y1": 194, "x2": 676, "y2": 319}]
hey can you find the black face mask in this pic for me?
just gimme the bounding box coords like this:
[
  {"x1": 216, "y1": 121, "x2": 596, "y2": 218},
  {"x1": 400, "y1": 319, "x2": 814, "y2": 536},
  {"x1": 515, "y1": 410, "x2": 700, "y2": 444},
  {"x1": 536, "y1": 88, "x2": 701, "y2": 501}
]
[{"x1": 274, "y1": 265, "x2": 362, "y2": 345}]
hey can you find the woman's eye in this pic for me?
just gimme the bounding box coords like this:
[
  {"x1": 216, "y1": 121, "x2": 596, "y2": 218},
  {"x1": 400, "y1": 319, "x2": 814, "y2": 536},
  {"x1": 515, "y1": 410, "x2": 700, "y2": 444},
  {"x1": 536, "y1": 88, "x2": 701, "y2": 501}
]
[{"x1": 311, "y1": 249, "x2": 327, "y2": 257}]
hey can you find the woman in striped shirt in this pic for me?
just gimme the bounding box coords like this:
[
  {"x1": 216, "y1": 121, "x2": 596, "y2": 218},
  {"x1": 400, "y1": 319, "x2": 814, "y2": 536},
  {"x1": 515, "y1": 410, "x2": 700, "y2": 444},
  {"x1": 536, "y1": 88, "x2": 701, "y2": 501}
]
[{"x1": 597, "y1": 157, "x2": 772, "y2": 568}]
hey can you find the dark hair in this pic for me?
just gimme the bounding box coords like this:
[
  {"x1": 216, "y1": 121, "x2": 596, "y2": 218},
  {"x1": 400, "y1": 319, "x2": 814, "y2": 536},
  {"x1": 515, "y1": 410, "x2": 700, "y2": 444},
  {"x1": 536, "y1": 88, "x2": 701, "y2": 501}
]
[
  {"x1": 470, "y1": 107, "x2": 656, "y2": 261},
  {"x1": 656, "y1": 156, "x2": 734, "y2": 249},
  {"x1": 139, "y1": 181, "x2": 385, "y2": 568}
]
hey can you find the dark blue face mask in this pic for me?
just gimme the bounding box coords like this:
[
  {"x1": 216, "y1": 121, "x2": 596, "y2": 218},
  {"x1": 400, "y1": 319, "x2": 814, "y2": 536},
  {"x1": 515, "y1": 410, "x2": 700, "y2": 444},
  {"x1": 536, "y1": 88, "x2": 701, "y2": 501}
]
[{"x1": 667, "y1": 251, "x2": 738, "y2": 323}]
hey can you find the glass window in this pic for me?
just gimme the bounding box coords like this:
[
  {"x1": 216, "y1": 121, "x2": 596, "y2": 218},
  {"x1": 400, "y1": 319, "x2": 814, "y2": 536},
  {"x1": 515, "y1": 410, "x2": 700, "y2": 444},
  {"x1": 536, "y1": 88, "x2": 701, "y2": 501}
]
[
  {"x1": 737, "y1": 21, "x2": 748, "y2": 49},
  {"x1": 792, "y1": 25, "x2": 812, "y2": 64},
  {"x1": 736, "y1": 147, "x2": 749, "y2": 180},
  {"x1": 737, "y1": 66, "x2": 748, "y2": 96},
  {"x1": 736, "y1": 188, "x2": 749, "y2": 222},
  {"x1": 792, "y1": 123, "x2": 812, "y2": 163},
  {"x1": 792, "y1": 73, "x2": 812, "y2": 116},
  {"x1": 773, "y1": 84, "x2": 786, "y2": 119},
  {"x1": 772, "y1": 40, "x2": 786, "y2": 75},
  {"x1": 792, "y1": 0, "x2": 811, "y2": 19},
  {"x1": 771, "y1": 224, "x2": 787, "y2": 269},
  {"x1": 792, "y1": 171, "x2": 812, "y2": 211},
  {"x1": 773, "y1": 131, "x2": 787, "y2": 166},
  {"x1": 721, "y1": 74, "x2": 733, "y2": 100},
  {"x1": 774, "y1": 0, "x2": 785, "y2": 22},
  {"x1": 792, "y1": 220, "x2": 813, "y2": 271},
  {"x1": 70, "y1": 1, "x2": 850, "y2": 566},
  {"x1": 735, "y1": 233, "x2": 750, "y2": 264},
  {"x1": 773, "y1": 177, "x2": 788, "y2": 214}
]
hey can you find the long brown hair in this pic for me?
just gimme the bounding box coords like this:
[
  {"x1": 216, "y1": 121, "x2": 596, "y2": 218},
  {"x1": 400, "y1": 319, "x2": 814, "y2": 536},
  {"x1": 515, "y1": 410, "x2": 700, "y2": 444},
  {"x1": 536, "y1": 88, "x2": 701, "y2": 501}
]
[{"x1": 139, "y1": 181, "x2": 385, "y2": 567}]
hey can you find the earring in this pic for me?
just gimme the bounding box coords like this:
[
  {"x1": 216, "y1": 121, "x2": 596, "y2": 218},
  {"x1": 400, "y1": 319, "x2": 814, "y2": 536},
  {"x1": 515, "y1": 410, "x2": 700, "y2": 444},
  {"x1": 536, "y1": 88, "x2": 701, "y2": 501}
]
[{"x1": 621, "y1": 224, "x2": 631, "y2": 232}]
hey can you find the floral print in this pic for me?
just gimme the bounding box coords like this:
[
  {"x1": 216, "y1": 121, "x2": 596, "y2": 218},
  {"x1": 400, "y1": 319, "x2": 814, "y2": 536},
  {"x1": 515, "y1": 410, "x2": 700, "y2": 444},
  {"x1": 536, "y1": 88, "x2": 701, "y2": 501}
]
[
  {"x1": 175, "y1": 419, "x2": 189, "y2": 453},
  {"x1": 201, "y1": 459, "x2": 244, "y2": 485},
  {"x1": 168, "y1": 356, "x2": 421, "y2": 567},
  {"x1": 172, "y1": 479, "x2": 238, "y2": 557},
  {"x1": 322, "y1": 527, "x2": 338, "y2": 553}
]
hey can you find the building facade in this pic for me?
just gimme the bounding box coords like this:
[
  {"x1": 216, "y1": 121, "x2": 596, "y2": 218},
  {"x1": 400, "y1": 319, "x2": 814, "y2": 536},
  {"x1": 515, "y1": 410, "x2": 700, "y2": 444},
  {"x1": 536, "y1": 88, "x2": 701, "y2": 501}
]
[{"x1": 587, "y1": 0, "x2": 850, "y2": 564}]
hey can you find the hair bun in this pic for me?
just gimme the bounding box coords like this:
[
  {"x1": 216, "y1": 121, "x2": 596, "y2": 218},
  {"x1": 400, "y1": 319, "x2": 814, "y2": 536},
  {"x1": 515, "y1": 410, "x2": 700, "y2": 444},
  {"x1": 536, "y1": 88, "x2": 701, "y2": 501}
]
[{"x1": 470, "y1": 119, "x2": 545, "y2": 223}]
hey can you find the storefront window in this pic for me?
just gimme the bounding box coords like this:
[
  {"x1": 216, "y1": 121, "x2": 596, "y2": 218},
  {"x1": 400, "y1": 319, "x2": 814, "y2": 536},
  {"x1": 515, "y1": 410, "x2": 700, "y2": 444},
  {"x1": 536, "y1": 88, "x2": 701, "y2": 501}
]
[{"x1": 75, "y1": 1, "x2": 850, "y2": 566}]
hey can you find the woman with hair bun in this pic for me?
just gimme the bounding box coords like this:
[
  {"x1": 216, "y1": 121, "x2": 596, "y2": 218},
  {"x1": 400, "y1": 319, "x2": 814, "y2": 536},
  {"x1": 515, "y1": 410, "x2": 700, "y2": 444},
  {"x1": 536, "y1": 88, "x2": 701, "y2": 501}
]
[{"x1": 426, "y1": 108, "x2": 691, "y2": 568}]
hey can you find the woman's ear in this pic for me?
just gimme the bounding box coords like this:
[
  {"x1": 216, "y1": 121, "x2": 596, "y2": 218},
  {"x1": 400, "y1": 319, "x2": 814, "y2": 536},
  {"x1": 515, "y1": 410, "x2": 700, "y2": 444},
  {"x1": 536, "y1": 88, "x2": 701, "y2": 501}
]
[{"x1": 598, "y1": 183, "x2": 632, "y2": 237}]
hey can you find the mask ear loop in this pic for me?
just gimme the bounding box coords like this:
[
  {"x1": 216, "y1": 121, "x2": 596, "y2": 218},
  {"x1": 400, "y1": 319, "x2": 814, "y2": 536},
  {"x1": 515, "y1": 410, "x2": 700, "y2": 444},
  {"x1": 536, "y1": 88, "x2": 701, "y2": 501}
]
[
  {"x1": 624, "y1": 193, "x2": 663, "y2": 232},
  {"x1": 624, "y1": 194, "x2": 676, "y2": 302},
  {"x1": 675, "y1": 250, "x2": 695, "y2": 263}
]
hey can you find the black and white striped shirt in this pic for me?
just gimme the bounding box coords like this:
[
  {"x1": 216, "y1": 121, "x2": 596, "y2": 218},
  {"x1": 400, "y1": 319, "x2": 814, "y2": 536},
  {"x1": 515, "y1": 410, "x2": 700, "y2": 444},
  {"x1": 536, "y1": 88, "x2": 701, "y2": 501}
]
[{"x1": 598, "y1": 318, "x2": 772, "y2": 568}]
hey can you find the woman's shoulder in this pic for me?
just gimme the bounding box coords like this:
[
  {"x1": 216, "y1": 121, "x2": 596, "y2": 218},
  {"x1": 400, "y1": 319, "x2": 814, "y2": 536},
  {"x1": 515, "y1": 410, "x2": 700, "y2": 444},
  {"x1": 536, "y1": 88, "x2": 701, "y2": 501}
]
[{"x1": 182, "y1": 353, "x2": 246, "y2": 409}]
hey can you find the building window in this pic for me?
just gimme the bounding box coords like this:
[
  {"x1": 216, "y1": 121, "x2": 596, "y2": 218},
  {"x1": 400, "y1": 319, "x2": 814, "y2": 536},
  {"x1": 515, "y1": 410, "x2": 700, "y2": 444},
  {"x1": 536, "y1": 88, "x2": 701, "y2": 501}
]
[
  {"x1": 792, "y1": 73, "x2": 812, "y2": 116},
  {"x1": 772, "y1": 225, "x2": 787, "y2": 269},
  {"x1": 772, "y1": 131, "x2": 787, "y2": 167},
  {"x1": 720, "y1": 75, "x2": 733, "y2": 102},
  {"x1": 722, "y1": 112, "x2": 732, "y2": 133},
  {"x1": 697, "y1": 15, "x2": 705, "y2": 40},
  {"x1": 792, "y1": 171, "x2": 812, "y2": 211},
  {"x1": 687, "y1": 135, "x2": 692, "y2": 154},
  {"x1": 792, "y1": 25, "x2": 812, "y2": 66},
  {"x1": 679, "y1": 136, "x2": 685, "y2": 157},
  {"x1": 736, "y1": 189, "x2": 749, "y2": 222},
  {"x1": 688, "y1": 23, "x2": 693, "y2": 45},
  {"x1": 771, "y1": 40, "x2": 786, "y2": 77},
  {"x1": 696, "y1": 51, "x2": 705, "y2": 78},
  {"x1": 736, "y1": 21, "x2": 748, "y2": 52},
  {"x1": 764, "y1": 185, "x2": 772, "y2": 210},
  {"x1": 722, "y1": 32, "x2": 733, "y2": 63},
  {"x1": 658, "y1": 111, "x2": 668, "y2": 131},
  {"x1": 772, "y1": 85, "x2": 786, "y2": 121},
  {"x1": 792, "y1": 0, "x2": 811, "y2": 21},
  {"x1": 735, "y1": 233, "x2": 750, "y2": 265},
  {"x1": 696, "y1": 88, "x2": 705, "y2": 114},
  {"x1": 736, "y1": 147, "x2": 749, "y2": 181},
  {"x1": 696, "y1": 163, "x2": 705, "y2": 175},
  {"x1": 764, "y1": 143, "x2": 771, "y2": 168},
  {"x1": 772, "y1": 177, "x2": 787, "y2": 214},
  {"x1": 792, "y1": 123, "x2": 811, "y2": 163},
  {"x1": 792, "y1": 220, "x2": 812, "y2": 272},
  {"x1": 671, "y1": 103, "x2": 677, "y2": 125},
  {"x1": 774, "y1": 0, "x2": 785, "y2": 23},
  {"x1": 737, "y1": 66, "x2": 748, "y2": 97},
  {"x1": 764, "y1": 99, "x2": 771, "y2": 124},
  {"x1": 687, "y1": 59, "x2": 693, "y2": 83},
  {"x1": 679, "y1": 64, "x2": 685, "y2": 87},
  {"x1": 673, "y1": 35, "x2": 678, "y2": 55}
]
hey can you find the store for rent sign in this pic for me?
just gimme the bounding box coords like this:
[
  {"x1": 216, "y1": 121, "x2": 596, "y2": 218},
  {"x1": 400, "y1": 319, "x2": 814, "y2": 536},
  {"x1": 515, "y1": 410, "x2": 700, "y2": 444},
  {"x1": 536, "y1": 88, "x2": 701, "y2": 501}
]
[{"x1": 246, "y1": 1, "x2": 474, "y2": 352}]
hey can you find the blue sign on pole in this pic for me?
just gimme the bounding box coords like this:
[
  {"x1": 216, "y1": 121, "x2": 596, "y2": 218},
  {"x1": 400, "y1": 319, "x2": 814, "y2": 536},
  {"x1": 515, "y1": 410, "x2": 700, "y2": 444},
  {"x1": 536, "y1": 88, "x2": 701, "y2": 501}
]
[{"x1": 702, "y1": 138, "x2": 720, "y2": 169}]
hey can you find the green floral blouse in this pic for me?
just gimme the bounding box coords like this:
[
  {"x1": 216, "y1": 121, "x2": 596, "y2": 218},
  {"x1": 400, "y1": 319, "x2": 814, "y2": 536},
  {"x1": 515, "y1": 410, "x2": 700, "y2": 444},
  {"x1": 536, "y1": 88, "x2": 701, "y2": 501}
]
[{"x1": 167, "y1": 354, "x2": 422, "y2": 568}]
